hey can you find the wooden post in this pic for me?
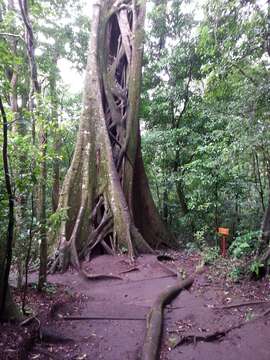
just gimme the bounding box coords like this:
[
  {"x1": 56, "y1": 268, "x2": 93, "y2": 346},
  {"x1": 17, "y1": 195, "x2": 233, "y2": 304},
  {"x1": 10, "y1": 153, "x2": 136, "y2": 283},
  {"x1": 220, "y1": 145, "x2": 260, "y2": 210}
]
[{"x1": 218, "y1": 228, "x2": 229, "y2": 257}]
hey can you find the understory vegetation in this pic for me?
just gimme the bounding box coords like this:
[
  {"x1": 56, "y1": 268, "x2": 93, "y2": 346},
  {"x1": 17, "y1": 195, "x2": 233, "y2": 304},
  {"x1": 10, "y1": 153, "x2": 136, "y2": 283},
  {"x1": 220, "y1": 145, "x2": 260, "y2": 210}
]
[{"x1": 0, "y1": 0, "x2": 269, "y2": 320}]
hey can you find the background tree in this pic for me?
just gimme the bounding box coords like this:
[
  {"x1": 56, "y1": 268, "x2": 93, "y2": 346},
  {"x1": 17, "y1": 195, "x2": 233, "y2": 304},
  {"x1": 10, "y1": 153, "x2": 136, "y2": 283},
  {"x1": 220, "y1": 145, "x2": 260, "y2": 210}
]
[
  {"x1": 0, "y1": 0, "x2": 88, "y2": 313},
  {"x1": 142, "y1": 0, "x2": 269, "y2": 266}
]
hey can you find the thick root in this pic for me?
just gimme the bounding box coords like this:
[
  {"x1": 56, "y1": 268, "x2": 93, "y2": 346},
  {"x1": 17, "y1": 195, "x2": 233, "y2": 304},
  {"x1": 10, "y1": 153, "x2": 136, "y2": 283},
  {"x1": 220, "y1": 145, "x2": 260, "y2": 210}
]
[
  {"x1": 142, "y1": 276, "x2": 194, "y2": 360},
  {"x1": 79, "y1": 269, "x2": 122, "y2": 281}
]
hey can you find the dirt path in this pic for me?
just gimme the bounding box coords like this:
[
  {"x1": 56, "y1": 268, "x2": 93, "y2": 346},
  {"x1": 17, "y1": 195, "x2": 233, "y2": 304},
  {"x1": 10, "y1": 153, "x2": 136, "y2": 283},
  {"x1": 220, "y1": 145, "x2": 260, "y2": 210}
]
[{"x1": 25, "y1": 253, "x2": 270, "y2": 360}]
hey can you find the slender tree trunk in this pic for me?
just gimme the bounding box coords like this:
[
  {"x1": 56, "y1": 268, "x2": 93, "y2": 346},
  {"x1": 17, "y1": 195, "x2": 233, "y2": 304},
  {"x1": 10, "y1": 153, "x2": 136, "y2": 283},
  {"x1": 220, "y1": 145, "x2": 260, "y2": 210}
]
[
  {"x1": 19, "y1": 0, "x2": 48, "y2": 289},
  {"x1": 162, "y1": 186, "x2": 169, "y2": 224},
  {"x1": 0, "y1": 97, "x2": 20, "y2": 321},
  {"x1": 175, "y1": 179, "x2": 189, "y2": 216},
  {"x1": 49, "y1": 67, "x2": 61, "y2": 212},
  {"x1": 6, "y1": 0, "x2": 27, "y2": 289},
  {"x1": 11, "y1": 78, "x2": 25, "y2": 289},
  {"x1": 37, "y1": 130, "x2": 47, "y2": 290},
  {"x1": 51, "y1": 0, "x2": 172, "y2": 272},
  {"x1": 252, "y1": 151, "x2": 265, "y2": 212}
]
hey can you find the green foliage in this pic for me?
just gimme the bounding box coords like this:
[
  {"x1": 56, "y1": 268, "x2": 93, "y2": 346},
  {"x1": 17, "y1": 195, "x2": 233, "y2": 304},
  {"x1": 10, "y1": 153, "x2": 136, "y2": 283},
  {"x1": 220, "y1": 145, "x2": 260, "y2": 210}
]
[
  {"x1": 48, "y1": 207, "x2": 69, "y2": 232},
  {"x1": 229, "y1": 231, "x2": 260, "y2": 259},
  {"x1": 228, "y1": 266, "x2": 244, "y2": 282},
  {"x1": 142, "y1": 0, "x2": 269, "y2": 257},
  {"x1": 43, "y1": 282, "x2": 57, "y2": 295},
  {"x1": 250, "y1": 259, "x2": 264, "y2": 278},
  {"x1": 201, "y1": 246, "x2": 220, "y2": 265},
  {"x1": 186, "y1": 241, "x2": 199, "y2": 253},
  {"x1": 0, "y1": 0, "x2": 85, "y2": 284}
]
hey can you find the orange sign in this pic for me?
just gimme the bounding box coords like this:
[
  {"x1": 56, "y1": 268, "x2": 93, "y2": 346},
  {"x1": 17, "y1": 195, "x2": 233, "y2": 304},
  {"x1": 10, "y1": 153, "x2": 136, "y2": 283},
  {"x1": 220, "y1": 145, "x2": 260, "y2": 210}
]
[{"x1": 218, "y1": 227, "x2": 229, "y2": 236}]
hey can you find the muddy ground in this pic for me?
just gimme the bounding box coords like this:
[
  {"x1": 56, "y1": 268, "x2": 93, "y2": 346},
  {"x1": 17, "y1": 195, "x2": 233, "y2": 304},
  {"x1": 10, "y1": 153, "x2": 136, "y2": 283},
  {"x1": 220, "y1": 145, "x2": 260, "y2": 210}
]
[{"x1": 1, "y1": 252, "x2": 270, "y2": 360}]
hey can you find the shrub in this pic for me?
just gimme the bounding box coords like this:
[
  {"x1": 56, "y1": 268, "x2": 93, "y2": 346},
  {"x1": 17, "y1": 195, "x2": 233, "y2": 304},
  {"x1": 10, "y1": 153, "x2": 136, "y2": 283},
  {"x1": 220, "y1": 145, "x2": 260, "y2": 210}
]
[{"x1": 229, "y1": 231, "x2": 260, "y2": 259}]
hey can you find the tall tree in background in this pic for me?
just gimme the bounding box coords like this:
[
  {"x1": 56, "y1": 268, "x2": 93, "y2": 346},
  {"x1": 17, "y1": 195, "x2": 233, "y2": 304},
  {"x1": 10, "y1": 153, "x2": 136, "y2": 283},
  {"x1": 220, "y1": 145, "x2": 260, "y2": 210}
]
[
  {"x1": 51, "y1": 0, "x2": 172, "y2": 272},
  {"x1": 142, "y1": 0, "x2": 201, "y2": 237},
  {"x1": 200, "y1": 0, "x2": 269, "y2": 272},
  {"x1": 18, "y1": 0, "x2": 48, "y2": 290},
  {"x1": 0, "y1": 0, "x2": 90, "y2": 314}
]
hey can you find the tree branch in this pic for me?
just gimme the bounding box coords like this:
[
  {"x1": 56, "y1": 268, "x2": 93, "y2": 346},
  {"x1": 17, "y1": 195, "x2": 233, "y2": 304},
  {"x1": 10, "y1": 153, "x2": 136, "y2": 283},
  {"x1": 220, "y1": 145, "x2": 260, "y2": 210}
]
[
  {"x1": 175, "y1": 64, "x2": 192, "y2": 129},
  {"x1": 0, "y1": 32, "x2": 25, "y2": 43}
]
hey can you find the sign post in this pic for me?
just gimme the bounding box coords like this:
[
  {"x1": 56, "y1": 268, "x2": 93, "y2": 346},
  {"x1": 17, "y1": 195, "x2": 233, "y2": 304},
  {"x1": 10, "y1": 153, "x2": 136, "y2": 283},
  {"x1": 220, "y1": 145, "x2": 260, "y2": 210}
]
[{"x1": 217, "y1": 227, "x2": 229, "y2": 257}]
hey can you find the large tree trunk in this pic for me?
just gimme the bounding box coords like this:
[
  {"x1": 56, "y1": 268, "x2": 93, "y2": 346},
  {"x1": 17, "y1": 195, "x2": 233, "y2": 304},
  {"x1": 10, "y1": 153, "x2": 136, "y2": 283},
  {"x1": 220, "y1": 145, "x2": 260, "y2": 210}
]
[{"x1": 51, "y1": 0, "x2": 172, "y2": 272}]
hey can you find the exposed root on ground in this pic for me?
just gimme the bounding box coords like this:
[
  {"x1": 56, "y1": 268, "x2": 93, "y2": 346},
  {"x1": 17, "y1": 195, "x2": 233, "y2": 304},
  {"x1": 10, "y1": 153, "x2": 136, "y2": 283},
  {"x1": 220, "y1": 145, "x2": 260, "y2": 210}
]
[
  {"x1": 156, "y1": 259, "x2": 178, "y2": 277},
  {"x1": 61, "y1": 315, "x2": 145, "y2": 321},
  {"x1": 119, "y1": 266, "x2": 139, "y2": 274},
  {"x1": 39, "y1": 327, "x2": 73, "y2": 344},
  {"x1": 215, "y1": 299, "x2": 270, "y2": 310},
  {"x1": 79, "y1": 269, "x2": 123, "y2": 281},
  {"x1": 31, "y1": 347, "x2": 58, "y2": 360},
  {"x1": 18, "y1": 316, "x2": 73, "y2": 360},
  {"x1": 172, "y1": 305, "x2": 270, "y2": 349},
  {"x1": 157, "y1": 255, "x2": 175, "y2": 262},
  {"x1": 142, "y1": 276, "x2": 194, "y2": 360}
]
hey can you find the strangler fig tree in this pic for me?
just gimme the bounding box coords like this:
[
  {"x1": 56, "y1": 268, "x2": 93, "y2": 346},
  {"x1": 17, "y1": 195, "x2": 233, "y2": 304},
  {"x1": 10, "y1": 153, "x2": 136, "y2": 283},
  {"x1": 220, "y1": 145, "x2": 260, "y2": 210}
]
[{"x1": 51, "y1": 0, "x2": 173, "y2": 272}]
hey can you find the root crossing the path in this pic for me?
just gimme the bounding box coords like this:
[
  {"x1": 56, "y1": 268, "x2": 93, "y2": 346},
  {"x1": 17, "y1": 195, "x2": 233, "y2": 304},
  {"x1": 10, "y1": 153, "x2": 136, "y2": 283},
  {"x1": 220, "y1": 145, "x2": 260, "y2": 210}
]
[
  {"x1": 11, "y1": 254, "x2": 270, "y2": 360},
  {"x1": 142, "y1": 276, "x2": 194, "y2": 360}
]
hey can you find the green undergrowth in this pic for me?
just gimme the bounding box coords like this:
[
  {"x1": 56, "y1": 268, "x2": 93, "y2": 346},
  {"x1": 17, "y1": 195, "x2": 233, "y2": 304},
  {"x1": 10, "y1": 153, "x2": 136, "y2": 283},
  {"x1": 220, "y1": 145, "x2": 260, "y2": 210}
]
[{"x1": 186, "y1": 229, "x2": 264, "y2": 281}]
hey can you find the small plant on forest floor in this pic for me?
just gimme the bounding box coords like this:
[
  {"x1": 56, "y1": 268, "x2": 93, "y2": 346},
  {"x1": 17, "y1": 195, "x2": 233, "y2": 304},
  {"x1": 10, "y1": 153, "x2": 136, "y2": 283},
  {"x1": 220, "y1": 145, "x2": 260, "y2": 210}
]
[
  {"x1": 245, "y1": 310, "x2": 255, "y2": 322},
  {"x1": 29, "y1": 282, "x2": 38, "y2": 290},
  {"x1": 176, "y1": 266, "x2": 187, "y2": 279},
  {"x1": 44, "y1": 283, "x2": 58, "y2": 295},
  {"x1": 228, "y1": 265, "x2": 244, "y2": 282},
  {"x1": 120, "y1": 245, "x2": 128, "y2": 254},
  {"x1": 250, "y1": 259, "x2": 264, "y2": 278},
  {"x1": 21, "y1": 305, "x2": 34, "y2": 315},
  {"x1": 186, "y1": 227, "x2": 211, "y2": 254},
  {"x1": 186, "y1": 242, "x2": 199, "y2": 253},
  {"x1": 194, "y1": 227, "x2": 208, "y2": 248},
  {"x1": 27, "y1": 282, "x2": 57, "y2": 294},
  {"x1": 229, "y1": 231, "x2": 260, "y2": 259},
  {"x1": 201, "y1": 246, "x2": 220, "y2": 265}
]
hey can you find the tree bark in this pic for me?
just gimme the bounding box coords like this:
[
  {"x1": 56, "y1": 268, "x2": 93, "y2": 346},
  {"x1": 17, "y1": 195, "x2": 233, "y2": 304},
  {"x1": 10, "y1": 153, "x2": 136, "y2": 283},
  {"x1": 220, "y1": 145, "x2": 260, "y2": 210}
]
[{"x1": 51, "y1": 0, "x2": 172, "y2": 272}]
